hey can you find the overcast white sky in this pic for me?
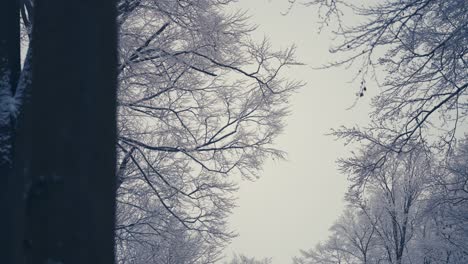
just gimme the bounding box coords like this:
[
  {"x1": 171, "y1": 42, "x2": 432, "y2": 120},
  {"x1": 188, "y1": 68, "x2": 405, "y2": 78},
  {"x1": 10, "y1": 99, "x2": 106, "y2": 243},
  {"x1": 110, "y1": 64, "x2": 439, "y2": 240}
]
[{"x1": 223, "y1": 1, "x2": 375, "y2": 263}]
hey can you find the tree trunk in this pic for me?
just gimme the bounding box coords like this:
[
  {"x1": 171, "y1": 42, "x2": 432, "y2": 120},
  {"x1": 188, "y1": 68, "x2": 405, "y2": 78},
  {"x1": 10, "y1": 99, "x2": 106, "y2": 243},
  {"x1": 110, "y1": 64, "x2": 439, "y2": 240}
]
[
  {"x1": 22, "y1": 1, "x2": 118, "y2": 263},
  {"x1": 0, "y1": 0, "x2": 22, "y2": 263}
]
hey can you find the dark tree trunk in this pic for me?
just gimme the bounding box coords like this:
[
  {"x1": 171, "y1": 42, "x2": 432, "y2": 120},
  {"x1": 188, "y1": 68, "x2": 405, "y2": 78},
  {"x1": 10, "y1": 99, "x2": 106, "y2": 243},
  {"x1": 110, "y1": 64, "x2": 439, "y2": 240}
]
[
  {"x1": 0, "y1": 0, "x2": 22, "y2": 263},
  {"x1": 22, "y1": 1, "x2": 118, "y2": 263}
]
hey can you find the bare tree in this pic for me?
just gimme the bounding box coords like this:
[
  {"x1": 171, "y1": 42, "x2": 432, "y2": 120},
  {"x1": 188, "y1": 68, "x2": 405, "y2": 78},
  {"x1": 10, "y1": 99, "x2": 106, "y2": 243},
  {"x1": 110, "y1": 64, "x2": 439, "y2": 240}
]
[
  {"x1": 420, "y1": 137, "x2": 468, "y2": 263},
  {"x1": 293, "y1": 235, "x2": 354, "y2": 264},
  {"x1": 292, "y1": 1, "x2": 467, "y2": 263},
  {"x1": 295, "y1": 144, "x2": 438, "y2": 264},
  {"x1": 225, "y1": 253, "x2": 272, "y2": 264},
  {"x1": 296, "y1": 0, "x2": 468, "y2": 157},
  {"x1": 295, "y1": 206, "x2": 380, "y2": 264},
  {"x1": 345, "y1": 145, "x2": 435, "y2": 264},
  {"x1": 113, "y1": 0, "x2": 303, "y2": 262}
]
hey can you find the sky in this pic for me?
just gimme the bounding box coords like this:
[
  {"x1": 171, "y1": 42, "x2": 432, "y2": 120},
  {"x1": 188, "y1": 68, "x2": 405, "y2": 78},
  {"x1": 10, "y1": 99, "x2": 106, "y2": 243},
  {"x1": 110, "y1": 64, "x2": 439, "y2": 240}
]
[{"x1": 223, "y1": 1, "x2": 375, "y2": 263}]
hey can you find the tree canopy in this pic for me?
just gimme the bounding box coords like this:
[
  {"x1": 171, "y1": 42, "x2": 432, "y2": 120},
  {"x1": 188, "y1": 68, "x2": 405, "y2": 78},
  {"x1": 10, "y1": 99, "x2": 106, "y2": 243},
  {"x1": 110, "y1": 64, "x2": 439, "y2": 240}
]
[{"x1": 294, "y1": 0, "x2": 468, "y2": 263}]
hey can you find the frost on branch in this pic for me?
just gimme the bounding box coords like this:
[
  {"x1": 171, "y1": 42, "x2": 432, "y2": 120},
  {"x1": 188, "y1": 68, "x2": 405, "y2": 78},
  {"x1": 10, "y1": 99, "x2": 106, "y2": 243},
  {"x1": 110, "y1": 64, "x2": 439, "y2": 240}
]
[
  {"x1": 308, "y1": 0, "x2": 468, "y2": 155},
  {"x1": 113, "y1": 0, "x2": 303, "y2": 263}
]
